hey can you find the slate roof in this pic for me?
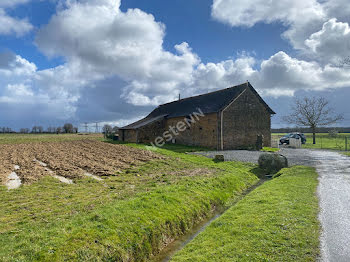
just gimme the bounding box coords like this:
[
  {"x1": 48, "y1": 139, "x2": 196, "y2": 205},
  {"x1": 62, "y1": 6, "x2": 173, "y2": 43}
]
[
  {"x1": 120, "y1": 114, "x2": 168, "y2": 130},
  {"x1": 120, "y1": 82, "x2": 275, "y2": 130}
]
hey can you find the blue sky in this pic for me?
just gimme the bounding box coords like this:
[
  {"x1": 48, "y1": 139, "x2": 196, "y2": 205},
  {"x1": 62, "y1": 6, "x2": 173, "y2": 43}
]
[
  {"x1": 121, "y1": 0, "x2": 294, "y2": 64},
  {"x1": 0, "y1": 0, "x2": 349, "y2": 130}
]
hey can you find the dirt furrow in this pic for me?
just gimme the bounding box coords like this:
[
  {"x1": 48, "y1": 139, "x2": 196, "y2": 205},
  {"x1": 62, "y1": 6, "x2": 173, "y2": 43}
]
[{"x1": 0, "y1": 140, "x2": 161, "y2": 185}]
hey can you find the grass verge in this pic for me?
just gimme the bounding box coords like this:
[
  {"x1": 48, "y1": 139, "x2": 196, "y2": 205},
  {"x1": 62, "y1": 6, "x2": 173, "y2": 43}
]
[
  {"x1": 272, "y1": 133, "x2": 350, "y2": 151},
  {"x1": 261, "y1": 147, "x2": 280, "y2": 152},
  {"x1": 171, "y1": 166, "x2": 320, "y2": 262},
  {"x1": 0, "y1": 142, "x2": 259, "y2": 261}
]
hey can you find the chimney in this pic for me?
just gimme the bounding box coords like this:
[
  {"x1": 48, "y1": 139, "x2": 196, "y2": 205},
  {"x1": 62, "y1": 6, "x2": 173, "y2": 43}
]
[{"x1": 178, "y1": 94, "x2": 181, "y2": 101}]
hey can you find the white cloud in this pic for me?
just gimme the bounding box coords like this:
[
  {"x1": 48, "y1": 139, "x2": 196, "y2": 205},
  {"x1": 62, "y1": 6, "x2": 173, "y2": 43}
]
[
  {"x1": 2, "y1": 0, "x2": 350, "y2": 128},
  {"x1": 305, "y1": 19, "x2": 350, "y2": 64},
  {"x1": 35, "y1": 0, "x2": 199, "y2": 106},
  {"x1": 0, "y1": 0, "x2": 30, "y2": 8},
  {"x1": 210, "y1": 0, "x2": 350, "y2": 54},
  {"x1": 211, "y1": 0, "x2": 324, "y2": 28},
  {"x1": 323, "y1": 0, "x2": 350, "y2": 24},
  {"x1": 0, "y1": 8, "x2": 33, "y2": 36},
  {"x1": 185, "y1": 51, "x2": 350, "y2": 99},
  {"x1": 0, "y1": 52, "x2": 36, "y2": 76},
  {"x1": 211, "y1": 0, "x2": 326, "y2": 49},
  {"x1": 0, "y1": 53, "x2": 79, "y2": 124},
  {"x1": 186, "y1": 56, "x2": 256, "y2": 96},
  {"x1": 6, "y1": 84, "x2": 34, "y2": 97}
]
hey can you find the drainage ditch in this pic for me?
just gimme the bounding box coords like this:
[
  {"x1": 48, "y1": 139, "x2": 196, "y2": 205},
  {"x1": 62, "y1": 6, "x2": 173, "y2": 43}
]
[{"x1": 153, "y1": 178, "x2": 268, "y2": 262}]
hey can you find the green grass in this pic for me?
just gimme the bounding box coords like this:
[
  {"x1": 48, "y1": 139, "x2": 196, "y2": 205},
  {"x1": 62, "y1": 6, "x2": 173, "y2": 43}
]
[
  {"x1": 261, "y1": 147, "x2": 280, "y2": 152},
  {"x1": 0, "y1": 142, "x2": 259, "y2": 261},
  {"x1": 172, "y1": 166, "x2": 320, "y2": 262},
  {"x1": 343, "y1": 152, "x2": 350, "y2": 157},
  {"x1": 272, "y1": 133, "x2": 350, "y2": 151},
  {"x1": 0, "y1": 133, "x2": 103, "y2": 144}
]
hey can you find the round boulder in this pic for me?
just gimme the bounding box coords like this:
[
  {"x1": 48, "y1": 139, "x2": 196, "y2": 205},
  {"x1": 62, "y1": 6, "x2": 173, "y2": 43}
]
[
  {"x1": 214, "y1": 155, "x2": 225, "y2": 162},
  {"x1": 258, "y1": 153, "x2": 288, "y2": 174}
]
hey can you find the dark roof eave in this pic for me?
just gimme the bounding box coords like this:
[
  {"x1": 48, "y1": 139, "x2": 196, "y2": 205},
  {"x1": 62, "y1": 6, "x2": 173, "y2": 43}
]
[{"x1": 120, "y1": 114, "x2": 168, "y2": 130}]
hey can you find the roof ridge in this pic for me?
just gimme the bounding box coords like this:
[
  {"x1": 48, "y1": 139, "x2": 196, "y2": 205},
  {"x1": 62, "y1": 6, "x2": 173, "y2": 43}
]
[{"x1": 158, "y1": 82, "x2": 248, "y2": 107}]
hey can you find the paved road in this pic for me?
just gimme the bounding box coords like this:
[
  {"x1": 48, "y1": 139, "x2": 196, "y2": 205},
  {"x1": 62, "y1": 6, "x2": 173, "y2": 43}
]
[
  {"x1": 314, "y1": 151, "x2": 350, "y2": 261},
  {"x1": 194, "y1": 149, "x2": 350, "y2": 261}
]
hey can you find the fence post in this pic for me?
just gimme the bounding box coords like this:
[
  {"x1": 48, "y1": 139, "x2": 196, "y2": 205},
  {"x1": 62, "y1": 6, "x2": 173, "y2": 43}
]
[{"x1": 346, "y1": 136, "x2": 348, "y2": 152}]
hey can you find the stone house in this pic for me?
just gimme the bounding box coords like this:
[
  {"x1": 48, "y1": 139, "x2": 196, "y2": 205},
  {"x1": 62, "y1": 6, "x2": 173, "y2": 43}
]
[{"x1": 119, "y1": 82, "x2": 275, "y2": 150}]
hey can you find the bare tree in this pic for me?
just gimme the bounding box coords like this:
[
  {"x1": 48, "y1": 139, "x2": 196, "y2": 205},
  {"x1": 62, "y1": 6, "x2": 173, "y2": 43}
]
[
  {"x1": 1, "y1": 127, "x2": 12, "y2": 133},
  {"x1": 63, "y1": 123, "x2": 74, "y2": 133},
  {"x1": 283, "y1": 97, "x2": 343, "y2": 144},
  {"x1": 20, "y1": 128, "x2": 29, "y2": 134},
  {"x1": 102, "y1": 124, "x2": 113, "y2": 138},
  {"x1": 112, "y1": 126, "x2": 119, "y2": 133},
  {"x1": 339, "y1": 56, "x2": 350, "y2": 67},
  {"x1": 56, "y1": 127, "x2": 62, "y2": 134}
]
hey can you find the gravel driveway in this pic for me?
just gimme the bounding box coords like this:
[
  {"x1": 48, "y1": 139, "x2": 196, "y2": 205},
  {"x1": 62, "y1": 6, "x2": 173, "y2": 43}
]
[
  {"x1": 193, "y1": 148, "x2": 319, "y2": 167},
  {"x1": 194, "y1": 148, "x2": 350, "y2": 261},
  {"x1": 315, "y1": 151, "x2": 350, "y2": 261}
]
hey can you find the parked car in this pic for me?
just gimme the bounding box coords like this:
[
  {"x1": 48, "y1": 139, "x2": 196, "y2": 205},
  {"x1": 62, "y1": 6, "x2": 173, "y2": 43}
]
[
  {"x1": 293, "y1": 132, "x2": 307, "y2": 144},
  {"x1": 280, "y1": 133, "x2": 307, "y2": 145}
]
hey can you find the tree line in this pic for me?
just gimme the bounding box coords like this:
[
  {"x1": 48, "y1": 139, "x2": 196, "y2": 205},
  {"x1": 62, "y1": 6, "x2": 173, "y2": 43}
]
[
  {"x1": 102, "y1": 125, "x2": 119, "y2": 139},
  {"x1": 0, "y1": 123, "x2": 78, "y2": 134}
]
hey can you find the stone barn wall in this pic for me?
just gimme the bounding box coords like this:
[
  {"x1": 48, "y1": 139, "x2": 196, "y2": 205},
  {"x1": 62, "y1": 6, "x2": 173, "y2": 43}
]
[
  {"x1": 121, "y1": 129, "x2": 138, "y2": 143},
  {"x1": 221, "y1": 88, "x2": 271, "y2": 150},
  {"x1": 165, "y1": 113, "x2": 219, "y2": 149},
  {"x1": 121, "y1": 87, "x2": 273, "y2": 150},
  {"x1": 137, "y1": 119, "x2": 166, "y2": 144}
]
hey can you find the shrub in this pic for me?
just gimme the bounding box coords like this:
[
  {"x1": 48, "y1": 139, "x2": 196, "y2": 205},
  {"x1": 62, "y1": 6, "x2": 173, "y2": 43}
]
[
  {"x1": 328, "y1": 129, "x2": 339, "y2": 138},
  {"x1": 258, "y1": 153, "x2": 288, "y2": 174}
]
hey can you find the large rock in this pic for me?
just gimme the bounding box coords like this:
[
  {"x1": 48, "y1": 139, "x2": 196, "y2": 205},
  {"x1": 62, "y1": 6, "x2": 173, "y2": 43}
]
[
  {"x1": 258, "y1": 153, "x2": 288, "y2": 174},
  {"x1": 214, "y1": 155, "x2": 225, "y2": 162}
]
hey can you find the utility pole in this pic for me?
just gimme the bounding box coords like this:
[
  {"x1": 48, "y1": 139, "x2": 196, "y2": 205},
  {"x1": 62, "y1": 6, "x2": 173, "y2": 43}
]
[
  {"x1": 95, "y1": 122, "x2": 99, "y2": 133},
  {"x1": 84, "y1": 122, "x2": 88, "y2": 133}
]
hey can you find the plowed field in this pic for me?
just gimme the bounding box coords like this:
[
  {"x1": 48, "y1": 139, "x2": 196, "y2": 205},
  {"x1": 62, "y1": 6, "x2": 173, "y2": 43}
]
[{"x1": 0, "y1": 140, "x2": 162, "y2": 185}]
